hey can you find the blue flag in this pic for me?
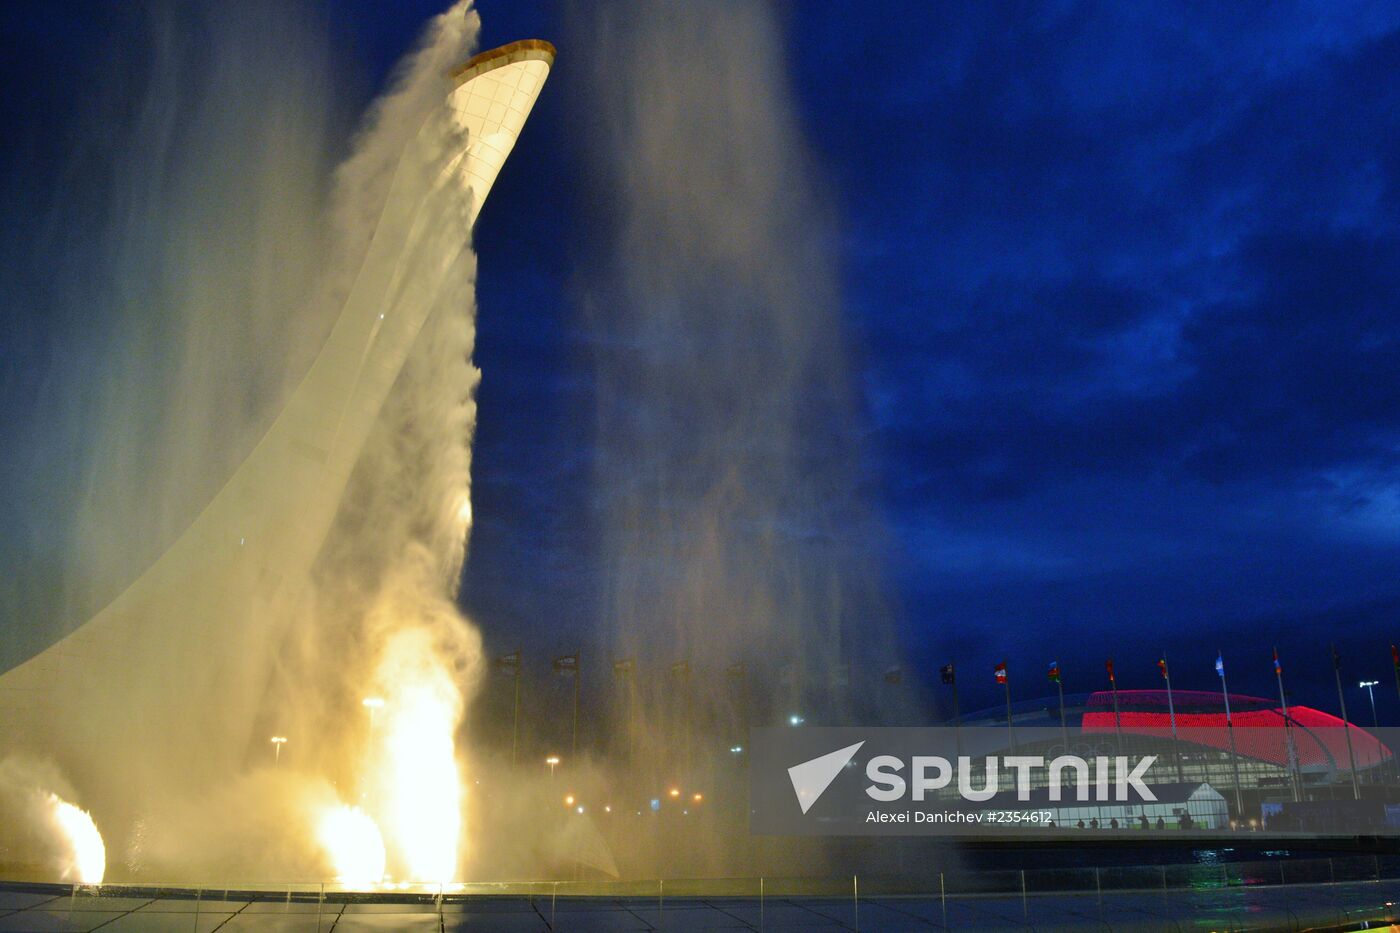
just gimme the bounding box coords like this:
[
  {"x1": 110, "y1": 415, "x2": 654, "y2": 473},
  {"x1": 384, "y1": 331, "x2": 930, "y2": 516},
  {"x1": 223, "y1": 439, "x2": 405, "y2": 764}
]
[{"x1": 1215, "y1": 653, "x2": 1225, "y2": 677}]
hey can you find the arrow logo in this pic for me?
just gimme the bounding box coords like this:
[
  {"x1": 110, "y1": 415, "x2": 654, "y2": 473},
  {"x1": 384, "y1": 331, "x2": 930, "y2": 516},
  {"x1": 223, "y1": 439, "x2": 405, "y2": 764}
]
[{"x1": 787, "y1": 741, "x2": 864, "y2": 814}]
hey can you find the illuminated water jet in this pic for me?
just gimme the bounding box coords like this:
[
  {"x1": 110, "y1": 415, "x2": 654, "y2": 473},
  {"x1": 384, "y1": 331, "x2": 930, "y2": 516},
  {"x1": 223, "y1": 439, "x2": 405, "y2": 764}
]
[
  {"x1": 367, "y1": 628, "x2": 464, "y2": 882},
  {"x1": 48, "y1": 794, "x2": 105, "y2": 884}
]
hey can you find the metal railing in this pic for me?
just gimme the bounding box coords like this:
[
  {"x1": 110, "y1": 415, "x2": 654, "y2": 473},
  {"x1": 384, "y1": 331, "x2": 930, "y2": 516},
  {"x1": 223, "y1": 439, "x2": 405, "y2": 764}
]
[{"x1": 4, "y1": 854, "x2": 1399, "y2": 931}]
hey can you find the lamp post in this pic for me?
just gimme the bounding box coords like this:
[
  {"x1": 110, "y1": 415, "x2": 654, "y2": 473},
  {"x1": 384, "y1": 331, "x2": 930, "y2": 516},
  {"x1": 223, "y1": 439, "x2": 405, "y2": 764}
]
[
  {"x1": 1360, "y1": 681, "x2": 1380, "y2": 728},
  {"x1": 546, "y1": 755, "x2": 560, "y2": 780},
  {"x1": 362, "y1": 696, "x2": 384, "y2": 732},
  {"x1": 1361, "y1": 680, "x2": 1381, "y2": 783},
  {"x1": 270, "y1": 736, "x2": 287, "y2": 765}
]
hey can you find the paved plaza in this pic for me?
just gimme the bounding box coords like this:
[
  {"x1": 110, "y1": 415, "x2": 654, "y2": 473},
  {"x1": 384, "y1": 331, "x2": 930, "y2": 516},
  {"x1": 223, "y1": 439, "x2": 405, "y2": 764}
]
[{"x1": 1, "y1": 879, "x2": 1398, "y2": 932}]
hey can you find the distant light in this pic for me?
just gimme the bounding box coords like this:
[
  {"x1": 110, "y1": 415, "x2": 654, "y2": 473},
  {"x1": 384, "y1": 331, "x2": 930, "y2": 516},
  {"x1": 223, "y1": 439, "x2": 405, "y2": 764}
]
[
  {"x1": 362, "y1": 697, "x2": 385, "y2": 709},
  {"x1": 730, "y1": 745, "x2": 743, "y2": 754},
  {"x1": 564, "y1": 794, "x2": 575, "y2": 807},
  {"x1": 545, "y1": 756, "x2": 560, "y2": 766},
  {"x1": 270, "y1": 736, "x2": 287, "y2": 744},
  {"x1": 692, "y1": 793, "x2": 703, "y2": 803},
  {"x1": 1361, "y1": 680, "x2": 1380, "y2": 688},
  {"x1": 379, "y1": 314, "x2": 385, "y2": 320},
  {"x1": 604, "y1": 805, "x2": 611, "y2": 813},
  {"x1": 649, "y1": 799, "x2": 660, "y2": 812},
  {"x1": 576, "y1": 806, "x2": 584, "y2": 814},
  {"x1": 788, "y1": 715, "x2": 804, "y2": 727},
  {"x1": 668, "y1": 788, "x2": 680, "y2": 798}
]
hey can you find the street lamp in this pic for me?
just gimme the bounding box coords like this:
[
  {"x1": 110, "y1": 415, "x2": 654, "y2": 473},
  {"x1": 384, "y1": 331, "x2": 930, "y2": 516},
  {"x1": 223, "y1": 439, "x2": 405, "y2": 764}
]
[
  {"x1": 1361, "y1": 681, "x2": 1381, "y2": 783},
  {"x1": 270, "y1": 736, "x2": 287, "y2": 765},
  {"x1": 546, "y1": 755, "x2": 560, "y2": 779},
  {"x1": 362, "y1": 697, "x2": 384, "y2": 731},
  {"x1": 1360, "y1": 681, "x2": 1381, "y2": 726}
]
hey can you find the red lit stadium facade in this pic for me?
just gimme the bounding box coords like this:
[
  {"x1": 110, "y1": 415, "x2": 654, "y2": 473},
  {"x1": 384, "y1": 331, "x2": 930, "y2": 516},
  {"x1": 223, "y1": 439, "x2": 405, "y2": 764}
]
[
  {"x1": 1080, "y1": 689, "x2": 1391, "y2": 776},
  {"x1": 960, "y1": 688, "x2": 1393, "y2": 811}
]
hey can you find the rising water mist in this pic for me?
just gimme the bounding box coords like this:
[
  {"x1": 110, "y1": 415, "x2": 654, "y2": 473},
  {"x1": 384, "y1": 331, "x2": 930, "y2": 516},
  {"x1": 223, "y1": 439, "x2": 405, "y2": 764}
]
[{"x1": 528, "y1": 0, "x2": 909, "y2": 878}]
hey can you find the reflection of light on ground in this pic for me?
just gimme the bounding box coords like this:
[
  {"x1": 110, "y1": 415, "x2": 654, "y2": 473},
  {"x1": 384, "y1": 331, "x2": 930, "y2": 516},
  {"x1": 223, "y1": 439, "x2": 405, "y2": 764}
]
[{"x1": 50, "y1": 794, "x2": 105, "y2": 883}]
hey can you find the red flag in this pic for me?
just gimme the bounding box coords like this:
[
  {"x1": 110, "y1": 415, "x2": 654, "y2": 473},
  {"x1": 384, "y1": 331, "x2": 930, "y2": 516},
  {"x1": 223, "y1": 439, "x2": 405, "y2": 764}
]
[
  {"x1": 1106, "y1": 658, "x2": 1116, "y2": 683},
  {"x1": 1157, "y1": 657, "x2": 1168, "y2": 680},
  {"x1": 1273, "y1": 648, "x2": 1282, "y2": 675},
  {"x1": 994, "y1": 661, "x2": 1008, "y2": 684},
  {"x1": 1392, "y1": 644, "x2": 1399, "y2": 671}
]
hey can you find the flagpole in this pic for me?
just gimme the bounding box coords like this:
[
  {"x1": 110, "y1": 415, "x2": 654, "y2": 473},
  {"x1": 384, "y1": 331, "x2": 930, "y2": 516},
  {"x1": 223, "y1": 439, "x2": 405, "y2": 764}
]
[
  {"x1": 1391, "y1": 644, "x2": 1400, "y2": 786},
  {"x1": 628, "y1": 666, "x2": 637, "y2": 768},
  {"x1": 572, "y1": 651, "x2": 581, "y2": 763},
  {"x1": 1331, "y1": 643, "x2": 1361, "y2": 800},
  {"x1": 684, "y1": 663, "x2": 693, "y2": 780},
  {"x1": 614, "y1": 660, "x2": 637, "y2": 768},
  {"x1": 954, "y1": 682, "x2": 963, "y2": 757},
  {"x1": 1161, "y1": 653, "x2": 1185, "y2": 783},
  {"x1": 1392, "y1": 644, "x2": 1400, "y2": 708},
  {"x1": 1108, "y1": 659, "x2": 1123, "y2": 757},
  {"x1": 512, "y1": 656, "x2": 522, "y2": 768},
  {"x1": 948, "y1": 662, "x2": 963, "y2": 759},
  {"x1": 1273, "y1": 646, "x2": 1302, "y2": 802},
  {"x1": 1055, "y1": 669, "x2": 1069, "y2": 757},
  {"x1": 994, "y1": 662, "x2": 1015, "y2": 753},
  {"x1": 1216, "y1": 650, "x2": 1246, "y2": 819},
  {"x1": 1003, "y1": 676, "x2": 1017, "y2": 753}
]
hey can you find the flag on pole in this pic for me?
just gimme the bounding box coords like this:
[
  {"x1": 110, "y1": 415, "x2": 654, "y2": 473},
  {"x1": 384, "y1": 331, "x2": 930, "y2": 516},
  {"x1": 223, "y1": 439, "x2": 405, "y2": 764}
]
[
  {"x1": 940, "y1": 663, "x2": 956, "y2": 685},
  {"x1": 1105, "y1": 658, "x2": 1115, "y2": 683},
  {"x1": 883, "y1": 667, "x2": 902, "y2": 685},
  {"x1": 1047, "y1": 661, "x2": 1060, "y2": 683},
  {"x1": 1158, "y1": 657, "x2": 1168, "y2": 679},
  {"x1": 612, "y1": 657, "x2": 635, "y2": 679},
  {"x1": 1272, "y1": 649, "x2": 1282, "y2": 675},
  {"x1": 1392, "y1": 644, "x2": 1398, "y2": 670},
  {"x1": 1331, "y1": 644, "x2": 1341, "y2": 669},
  {"x1": 1215, "y1": 653, "x2": 1225, "y2": 677},
  {"x1": 553, "y1": 653, "x2": 579, "y2": 673},
  {"x1": 994, "y1": 662, "x2": 1008, "y2": 684},
  {"x1": 494, "y1": 650, "x2": 521, "y2": 671}
]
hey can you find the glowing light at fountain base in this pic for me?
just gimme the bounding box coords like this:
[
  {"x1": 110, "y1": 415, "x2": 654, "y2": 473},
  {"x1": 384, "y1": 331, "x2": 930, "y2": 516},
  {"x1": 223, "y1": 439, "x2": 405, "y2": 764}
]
[
  {"x1": 315, "y1": 804, "x2": 385, "y2": 886},
  {"x1": 49, "y1": 794, "x2": 105, "y2": 884},
  {"x1": 367, "y1": 627, "x2": 465, "y2": 883}
]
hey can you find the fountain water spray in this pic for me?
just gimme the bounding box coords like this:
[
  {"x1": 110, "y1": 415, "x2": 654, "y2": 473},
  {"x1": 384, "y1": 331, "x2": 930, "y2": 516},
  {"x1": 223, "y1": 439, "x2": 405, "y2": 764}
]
[{"x1": 0, "y1": 1, "x2": 553, "y2": 883}]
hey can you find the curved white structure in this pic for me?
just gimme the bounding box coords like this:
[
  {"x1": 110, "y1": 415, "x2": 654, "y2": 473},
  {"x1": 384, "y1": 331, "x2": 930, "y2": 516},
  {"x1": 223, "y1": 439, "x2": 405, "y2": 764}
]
[{"x1": 0, "y1": 40, "x2": 554, "y2": 838}]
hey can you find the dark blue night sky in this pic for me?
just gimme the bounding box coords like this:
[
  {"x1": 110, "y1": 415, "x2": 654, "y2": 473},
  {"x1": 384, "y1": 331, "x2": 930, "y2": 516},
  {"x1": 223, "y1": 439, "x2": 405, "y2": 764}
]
[{"x1": 3, "y1": 2, "x2": 1400, "y2": 721}]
